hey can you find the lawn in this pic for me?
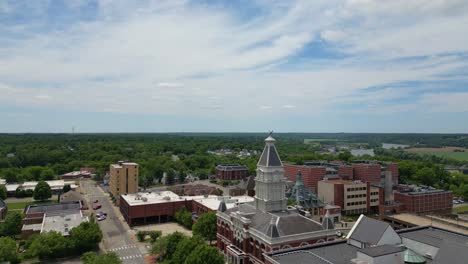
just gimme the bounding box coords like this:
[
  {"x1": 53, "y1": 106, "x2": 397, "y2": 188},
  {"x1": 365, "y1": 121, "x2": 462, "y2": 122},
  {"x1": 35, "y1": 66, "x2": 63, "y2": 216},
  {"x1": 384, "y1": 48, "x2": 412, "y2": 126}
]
[
  {"x1": 6, "y1": 200, "x2": 57, "y2": 211},
  {"x1": 454, "y1": 205, "x2": 468, "y2": 214}
]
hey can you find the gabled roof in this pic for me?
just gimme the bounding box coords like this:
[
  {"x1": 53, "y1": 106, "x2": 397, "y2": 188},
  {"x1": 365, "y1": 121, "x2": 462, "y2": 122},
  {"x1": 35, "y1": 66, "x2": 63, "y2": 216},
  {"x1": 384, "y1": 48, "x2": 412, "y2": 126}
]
[
  {"x1": 347, "y1": 215, "x2": 390, "y2": 245},
  {"x1": 257, "y1": 135, "x2": 283, "y2": 167}
]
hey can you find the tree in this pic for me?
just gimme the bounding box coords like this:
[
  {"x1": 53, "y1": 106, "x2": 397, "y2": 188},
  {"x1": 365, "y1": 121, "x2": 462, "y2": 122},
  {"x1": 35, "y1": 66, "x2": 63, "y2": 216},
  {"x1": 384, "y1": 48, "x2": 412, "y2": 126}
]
[
  {"x1": 0, "y1": 237, "x2": 19, "y2": 263},
  {"x1": 69, "y1": 221, "x2": 103, "y2": 253},
  {"x1": 26, "y1": 231, "x2": 70, "y2": 259},
  {"x1": 81, "y1": 252, "x2": 122, "y2": 264},
  {"x1": 151, "y1": 232, "x2": 187, "y2": 260},
  {"x1": 172, "y1": 236, "x2": 204, "y2": 264},
  {"x1": 414, "y1": 167, "x2": 437, "y2": 186},
  {"x1": 40, "y1": 168, "x2": 55, "y2": 181},
  {"x1": 33, "y1": 180, "x2": 52, "y2": 201},
  {"x1": 192, "y1": 211, "x2": 217, "y2": 244},
  {"x1": 174, "y1": 208, "x2": 193, "y2": 229},
  {"x1": 136, "y1": 230, "x2": 147, "y2": 242},
  {"x1": 0, "y1": 184, "x2": 6, "y2": 200},
  {"x1": 184, "y1": 244, "x2": 224, "y2": 264},
  {"x1": 63, "y1": 184, "x2": 72, "y2": 193},
  {"x1": 0, "y1": 211, "x2": 23, "y2": 237},
  {"x1": 149, "y1": 230, "x2": 162, "y2": 243}
]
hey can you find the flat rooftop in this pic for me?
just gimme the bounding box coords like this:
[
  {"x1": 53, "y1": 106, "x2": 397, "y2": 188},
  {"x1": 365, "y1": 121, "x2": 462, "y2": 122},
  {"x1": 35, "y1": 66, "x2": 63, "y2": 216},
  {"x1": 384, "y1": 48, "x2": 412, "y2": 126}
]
[
  {"x1": 6, "y1": 180, "x2": 77, "y2": 192},
  {"x1": 42, "y1": 210, "x2": 88, "y2": 236},
  {"x1": 26, "y1": 201, "x2": 81, "y2": 214},
  {"x1": 320, "y1": 179, "x2": 366, "y2": 185},
  {"x1": 121, "y1": 190, "x2": 254, "y2": 209}
]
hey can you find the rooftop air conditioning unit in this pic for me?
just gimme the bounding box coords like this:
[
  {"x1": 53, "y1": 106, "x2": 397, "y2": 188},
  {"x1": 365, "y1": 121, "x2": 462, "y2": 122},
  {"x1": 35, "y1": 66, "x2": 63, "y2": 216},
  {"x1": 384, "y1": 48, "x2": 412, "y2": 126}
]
[
  {"x1": 142, "y1": 197, "x2": 148, "y2": 202},
  {"x1": 163, "y1": 196, "x2": 171, "y2": 201}
]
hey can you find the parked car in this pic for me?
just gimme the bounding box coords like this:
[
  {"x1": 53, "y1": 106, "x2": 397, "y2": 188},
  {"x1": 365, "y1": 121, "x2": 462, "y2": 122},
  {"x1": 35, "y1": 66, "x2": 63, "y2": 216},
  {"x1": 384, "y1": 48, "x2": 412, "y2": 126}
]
[
  {"x1": 97, "y1": 215, "x2": 107, "y2": 221},
  {"x1": 93, "y1": 203, "x2": 102, "y2": 210},
  {"x1": 96, "y1": 211, "x2": 107, "y2": 217}
]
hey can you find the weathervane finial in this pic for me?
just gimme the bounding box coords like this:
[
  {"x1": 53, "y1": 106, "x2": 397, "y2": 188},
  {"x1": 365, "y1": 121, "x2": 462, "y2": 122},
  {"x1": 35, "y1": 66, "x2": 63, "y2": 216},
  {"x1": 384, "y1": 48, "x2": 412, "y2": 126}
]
[{"x1": 269, "y1": 130, "x2": 274, "y2": 136}]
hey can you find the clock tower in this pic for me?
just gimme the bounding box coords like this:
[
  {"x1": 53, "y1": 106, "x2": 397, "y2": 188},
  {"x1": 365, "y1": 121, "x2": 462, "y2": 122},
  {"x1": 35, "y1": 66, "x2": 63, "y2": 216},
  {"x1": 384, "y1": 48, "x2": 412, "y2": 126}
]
[{"x1": 254, "y1": 133, "x2": 288, "y2": 212}]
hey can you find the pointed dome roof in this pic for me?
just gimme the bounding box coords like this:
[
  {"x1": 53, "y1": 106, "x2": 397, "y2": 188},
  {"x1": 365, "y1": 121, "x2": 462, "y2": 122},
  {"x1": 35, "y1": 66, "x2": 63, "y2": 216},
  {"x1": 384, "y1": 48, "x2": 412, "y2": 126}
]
[
  {"x1": 218, "y1": 200, "x2": 227, "y2": 212},
  {"x1": 257, "y1": 133, "x2": 283, "y2": 167}
]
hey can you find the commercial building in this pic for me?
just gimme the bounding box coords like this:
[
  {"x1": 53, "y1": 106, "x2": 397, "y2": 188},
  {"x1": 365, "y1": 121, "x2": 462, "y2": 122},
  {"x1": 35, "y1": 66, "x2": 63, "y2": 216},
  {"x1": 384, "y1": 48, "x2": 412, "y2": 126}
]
[
  {"x1": 266, "y1": 215, "x2": 468, "y2": 264},
  {"x1": 318, "y1": 179, "x2": 380, "y2": 215},
  {"x1": 284, "y1": 161, "x2": 397, "y2": 192},
  {"x1": 4, "y1": 180, "x2": 78, "y2": 196},
  {"x1": 119, "y1": 190, "x2": 254, "y2": 226},
  {"x1": 216, "y1": 164, "x2": 249, "y2": 180},
  {"x1": 352, "y1": 161, "x2": 399, "y2": 184},
  {"x1": 394, "y1": 185, "x2": 453, "y2": 214},
  {"x1": 61, "y1": 170, "x2": 93, "y2": 179},
  {"x1": 21, "y1": 201, "x2": 86, "y2": 238},
  {"x1": 169, "y1": 184, "x2": 222, "y2": 196},
  {"x1": 109, "y1": 161, "x2": 139, "y2": 197},
  {"x1": 217, "y1": 134, "x2": 343, "y2": 264}
]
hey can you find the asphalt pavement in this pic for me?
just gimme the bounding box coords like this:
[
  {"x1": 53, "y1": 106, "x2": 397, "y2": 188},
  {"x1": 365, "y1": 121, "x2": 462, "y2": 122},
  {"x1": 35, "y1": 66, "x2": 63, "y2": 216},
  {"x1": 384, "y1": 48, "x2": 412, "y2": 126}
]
[{"x1": 80, "y1": 180, "x2": 146, "y2": 264}]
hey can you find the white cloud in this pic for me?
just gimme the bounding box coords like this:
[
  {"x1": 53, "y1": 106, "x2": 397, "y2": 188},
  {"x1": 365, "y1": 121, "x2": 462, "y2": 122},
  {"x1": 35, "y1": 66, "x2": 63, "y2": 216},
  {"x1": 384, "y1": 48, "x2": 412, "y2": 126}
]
[
  {"x1": 0, "y1": 0, "x2": 467, "y2": 123},
  {"x1": 282, "y1": 105, "x2": 296, "y2": 109},
  {"x1": 420, "y1": 92, "x2": 468, "y2": 112},
  {"x1": 260, "y1": 105, "x2": 273, "y2": 110},
  {"x1": 158, "y1": 82, "x2": 183, "y2": 88},
  {"x1": 34, "y1": 95, "x2": 52, "y2": 100},
  {"x1": 320, "y1": 30, "x2": 346, "y2": 42}
]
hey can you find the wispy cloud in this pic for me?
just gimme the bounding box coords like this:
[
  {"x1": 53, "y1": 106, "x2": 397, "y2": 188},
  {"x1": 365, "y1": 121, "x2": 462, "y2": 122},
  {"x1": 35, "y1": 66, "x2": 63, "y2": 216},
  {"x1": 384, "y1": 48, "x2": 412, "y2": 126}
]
[{"x1": 0, "y1": 0, "x2": 467, "y2": 132}]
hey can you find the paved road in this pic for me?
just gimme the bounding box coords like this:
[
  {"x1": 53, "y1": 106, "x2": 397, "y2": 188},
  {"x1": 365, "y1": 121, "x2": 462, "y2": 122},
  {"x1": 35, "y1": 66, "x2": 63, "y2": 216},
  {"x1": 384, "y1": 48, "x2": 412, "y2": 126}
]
[{"x1": 81, "y1": 180, "x2": 146, "y2": 264}]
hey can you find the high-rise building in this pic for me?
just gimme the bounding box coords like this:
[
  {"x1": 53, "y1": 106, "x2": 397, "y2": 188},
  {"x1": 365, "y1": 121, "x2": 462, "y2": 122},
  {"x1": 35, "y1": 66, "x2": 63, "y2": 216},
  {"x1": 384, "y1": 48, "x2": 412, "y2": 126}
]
[{"x1": 109, "y1": 161, "x2": 139, "y2": 197}]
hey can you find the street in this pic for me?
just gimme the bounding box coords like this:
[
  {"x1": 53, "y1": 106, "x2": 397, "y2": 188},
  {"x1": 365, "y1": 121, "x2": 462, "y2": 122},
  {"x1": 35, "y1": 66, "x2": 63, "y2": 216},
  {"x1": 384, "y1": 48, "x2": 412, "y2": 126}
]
[{"x1": 80, "y1": 180, "x2": 146, "y2": 264}]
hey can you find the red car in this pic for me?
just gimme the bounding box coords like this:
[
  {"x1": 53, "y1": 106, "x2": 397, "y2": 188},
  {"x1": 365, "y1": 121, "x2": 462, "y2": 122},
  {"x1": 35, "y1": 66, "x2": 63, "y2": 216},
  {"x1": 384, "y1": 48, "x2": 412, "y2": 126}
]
[{"x1": 93, "y1": 203, "x2": 101, "y2": 210}]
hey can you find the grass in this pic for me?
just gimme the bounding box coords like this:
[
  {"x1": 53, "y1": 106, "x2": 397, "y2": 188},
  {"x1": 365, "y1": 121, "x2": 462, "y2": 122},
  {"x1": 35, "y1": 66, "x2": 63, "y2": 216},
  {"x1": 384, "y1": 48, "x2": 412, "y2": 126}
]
[
  {"x1": 419, "y1": 152, "x2": 468, "y2": 161},
  {"x1": 453, "y1": 205, "x2": 468, "y2": 214},
  {"x1": 6, "y1": 200, "x2": 57, "y2": 211}
]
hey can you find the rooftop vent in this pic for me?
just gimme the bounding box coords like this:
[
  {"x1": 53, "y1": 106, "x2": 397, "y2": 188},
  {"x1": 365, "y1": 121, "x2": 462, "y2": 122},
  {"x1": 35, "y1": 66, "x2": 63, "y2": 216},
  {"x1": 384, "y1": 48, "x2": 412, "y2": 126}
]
[{"x1": 141, "y1": 197, "x2": 148, "y2": 202}]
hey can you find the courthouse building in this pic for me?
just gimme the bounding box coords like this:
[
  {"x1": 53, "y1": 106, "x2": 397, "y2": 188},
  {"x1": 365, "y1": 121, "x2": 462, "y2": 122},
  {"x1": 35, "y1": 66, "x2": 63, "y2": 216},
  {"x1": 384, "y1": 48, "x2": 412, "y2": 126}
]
[{"x1": 217, "y1": 134, "x2": 340, "y2": 264}]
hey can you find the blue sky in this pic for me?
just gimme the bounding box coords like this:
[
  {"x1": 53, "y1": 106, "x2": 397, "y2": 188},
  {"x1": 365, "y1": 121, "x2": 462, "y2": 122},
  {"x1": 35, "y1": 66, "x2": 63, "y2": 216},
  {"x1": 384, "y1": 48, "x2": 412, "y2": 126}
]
[{"x1": 1, "y1": 0, "x2": 468, "y2": 133}]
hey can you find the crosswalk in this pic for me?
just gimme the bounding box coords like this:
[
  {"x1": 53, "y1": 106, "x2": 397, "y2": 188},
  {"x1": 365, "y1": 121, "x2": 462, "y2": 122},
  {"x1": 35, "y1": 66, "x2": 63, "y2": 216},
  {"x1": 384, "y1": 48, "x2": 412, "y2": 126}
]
[
  {"x1": 120, "y1": 255, "x2": 143, "y2": 260},
  {"x1": 109, "y1": 245, "x2": 138, "y2": 251}
]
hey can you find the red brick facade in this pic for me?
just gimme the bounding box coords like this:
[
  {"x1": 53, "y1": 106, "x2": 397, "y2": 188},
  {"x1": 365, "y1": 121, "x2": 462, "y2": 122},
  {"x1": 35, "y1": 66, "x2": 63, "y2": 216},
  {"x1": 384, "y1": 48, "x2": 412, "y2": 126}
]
[
  {"x1": 284, "y1": 165, "x2": 327, "y2": 192},
  {"x1": 216, "y1": 165, "x2": 249, "y2": 180},
  {"x1": 120, "y1": 197, "x2": 193, "y2": 226},
  {"x1": 352, "y1": 163, "x2": 381, "y2": 183},
  {"x1": 217, "y1": 219, "x2": 333, "y2": 264},
  {"x1": 394, "y1": 191, "x2": 453, "y2": 214}
]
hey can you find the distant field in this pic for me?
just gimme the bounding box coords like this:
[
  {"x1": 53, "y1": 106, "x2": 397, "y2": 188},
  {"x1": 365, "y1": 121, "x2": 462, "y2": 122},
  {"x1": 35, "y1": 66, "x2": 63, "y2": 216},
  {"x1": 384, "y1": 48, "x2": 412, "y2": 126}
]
[
  {"x1": 304, "y1": 138, "x2": 341, "y2": 143},
  {"x1": 405, "y1": 147, "x2": 468, "y2": 161}
]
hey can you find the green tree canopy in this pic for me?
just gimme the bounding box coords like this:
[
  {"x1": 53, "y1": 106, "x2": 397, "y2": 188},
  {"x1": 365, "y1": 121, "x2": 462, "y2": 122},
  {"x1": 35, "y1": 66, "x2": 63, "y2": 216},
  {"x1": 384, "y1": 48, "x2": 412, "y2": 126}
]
[
  {"x1": 192, "y1": 211, "x2": 217, "y2": 244},
  {"x1": 174, "y1": 208, "x2": 193, "y2": 229},
  {"x1": 0, "y1": 211, "x2": 23, "y2": 237},
  {"x1": 171, "y1": 236, "x2": 204, "y2": 264},
  {"x1": 0, "y1": 236, "x2": 19, "y2": 264},
  {"x1": 0, "y1": 184, "x2": 6, "y2": 200},
  {"x1": 26, "y1": 231, "x2": 71, "y2": 259},
  {"x1": 33, "y1": 180, "x2": 52, "y2": 201},
  {"x1": 81, "y1": 252, "x2": 122, "y2": 264},
  {"x1": 151, "y1": 231, "x2": 187, "y2": 260},
  {"x1": 184, "y1": 244, "x2": 224, "y2": 264},
  {"x1": 69, "y1": 220, "x2": 103, "y2": 253},
  {"x1": 63, "y1": 184, "x2": 71, "y2": 193}
]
